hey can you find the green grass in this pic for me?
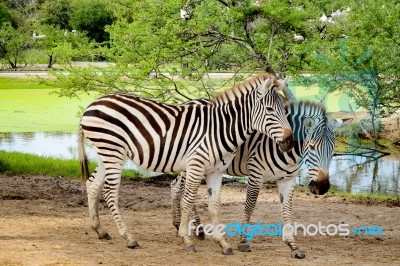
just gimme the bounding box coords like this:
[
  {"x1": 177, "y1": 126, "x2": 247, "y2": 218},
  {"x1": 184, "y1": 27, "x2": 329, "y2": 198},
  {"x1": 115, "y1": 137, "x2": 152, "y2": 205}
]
[
  {"x1": 0, "y1": 77, "x2": 95, "y2": 132},
  {"x1": 0, "y1": 150, "x2": 90, "y2": 178},
  {"x1": 328, "y1": 185, "x2": 400, "y2": 201},
  {"x1": 295, "y1": 184, "x2": 399, "y2": 201},
  {"x1": 0, "y1": 150, "x2": 146, "y2": 179},
  {"x1": 335, "y1": 136, "x2": 400, "y2": 153},
  {"x1": 0, "y1": 77, "x2": 51, "y2": 90}
]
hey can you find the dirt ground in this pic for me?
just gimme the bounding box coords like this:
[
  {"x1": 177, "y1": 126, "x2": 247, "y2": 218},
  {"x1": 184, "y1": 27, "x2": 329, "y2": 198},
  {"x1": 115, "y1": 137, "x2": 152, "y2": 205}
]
[{"x1": 0, "y1": 174, "x2": 399, "y2": 266}]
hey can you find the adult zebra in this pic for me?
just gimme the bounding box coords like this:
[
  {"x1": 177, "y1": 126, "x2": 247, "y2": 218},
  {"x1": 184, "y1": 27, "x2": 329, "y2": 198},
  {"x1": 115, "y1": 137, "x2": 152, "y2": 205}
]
[
  {"x1": 78, "y1": 73, "x2": 294, "y2": 254},
  {"x1": 171, "y1": 100, "x2": 351, "y2": 258}
]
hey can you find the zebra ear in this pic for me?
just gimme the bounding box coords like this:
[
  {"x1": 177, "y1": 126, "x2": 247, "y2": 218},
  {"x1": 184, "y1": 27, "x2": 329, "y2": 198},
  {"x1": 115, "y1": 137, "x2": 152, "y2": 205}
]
[
  {"x1": 282, "y1": 79, "x2": 296, "y2": 101},
  {"x1": 328, "y1": 118, "x2": 353, "y2": 129},
  {"x1": 274, "y1": 79, "x2": 285, "y2": 91},
  {"x1": 257, "y1": 77, "x2": 286, "y2": 98},
  {"x1": 304, "y1": 117, "x2": 315, "y2": 131},
  {"x1": 257, "y1": 77, "x2": 275, "y2": 98}
]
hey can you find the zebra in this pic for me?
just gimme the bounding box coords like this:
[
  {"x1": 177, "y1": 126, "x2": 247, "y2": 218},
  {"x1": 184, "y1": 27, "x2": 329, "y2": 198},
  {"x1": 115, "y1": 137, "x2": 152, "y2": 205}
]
[
  {"x1": 78, "y1": 73, "x2": 294, "y2": 254},
  {"x1": 170, "y1": 100, "x2": 351, "y2": 258}
]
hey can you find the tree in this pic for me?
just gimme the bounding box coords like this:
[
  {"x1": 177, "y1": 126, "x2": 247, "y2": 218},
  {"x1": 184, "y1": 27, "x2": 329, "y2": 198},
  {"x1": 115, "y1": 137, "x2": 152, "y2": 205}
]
[
  {"x1": 0, "y1": 22, "x2": 31, "y2": 68},
  {"x1": 0, "y1": 3, "x2": 13, "y2": 26},
  {"x1": 303, "y1": 0, "x2": 400, "y2": 116},
  {"x1": 0, "y1": 1, "x2": 42, "y2": 68},
  {"x1": 40, "y1": 0, "x2": 72, "y2": 30},
  {"x1": 48, "y1": 0, "x2": 326, "y2": 101},
  {"x1": 344, "y1": 0, "x2": 400, "y2": 117},
  {"x1": 31, "y1": 25, "x2": 90, "y2": 68},
  {"x1": 46, "y1": 0, "x2": 400, "y2": 117},
  {"x1": 69, "y1": 0, "x2": 113, "y2": 43},
  {"x1": 293, "y1": 0, "x2": 400, "y2": 145}
]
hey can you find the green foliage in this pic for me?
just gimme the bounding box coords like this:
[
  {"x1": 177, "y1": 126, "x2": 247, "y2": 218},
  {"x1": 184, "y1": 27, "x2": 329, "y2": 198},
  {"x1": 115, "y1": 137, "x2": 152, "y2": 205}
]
[
  {"x1": 307, "y1": 1, "x2": 400, "y2": 117},
  {"x1": 334, "y1": 120, "x2": 381, "y2": 139},
  {"x1": 1, "y1": 0, "x2": 399, "y2": 118},
  {"x1": 21, "y1": 48, "x2": 48, "y2": 64},
  {"x1": 49, "y1": 0, "x2": 329, "y2": 102},
  {"x1": 40, "y1": 0, "x2": 72, "y2": 29},
  {"x1": 0, "y1": 22, "x2": 32, "y2": 68},
  {"x1": 31, "y1": 24, "x2": 91, "y2": 67},
  {"x1": 69, "y1": 0, "x2": 113, "y2": 43},
  {"x1": 0, "y1": 3, "x2": 12, "y2": 25}
]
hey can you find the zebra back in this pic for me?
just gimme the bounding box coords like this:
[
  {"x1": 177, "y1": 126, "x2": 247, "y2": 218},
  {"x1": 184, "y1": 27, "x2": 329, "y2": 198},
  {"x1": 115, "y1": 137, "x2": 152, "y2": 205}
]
[{"x1": 79, "y1": 73, "x2": 292, "y2": 175}]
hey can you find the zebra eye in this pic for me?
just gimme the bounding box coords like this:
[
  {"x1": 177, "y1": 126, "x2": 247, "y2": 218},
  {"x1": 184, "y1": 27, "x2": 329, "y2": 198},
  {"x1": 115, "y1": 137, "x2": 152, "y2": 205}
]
[{"x1": 266, "y1": 107, "x2": 274, "y2": 112}]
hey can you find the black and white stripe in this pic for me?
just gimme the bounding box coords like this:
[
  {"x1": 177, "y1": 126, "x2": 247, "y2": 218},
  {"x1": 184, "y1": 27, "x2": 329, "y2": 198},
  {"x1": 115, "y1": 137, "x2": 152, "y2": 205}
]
[
  {"x1": 171, "y1": 100, "x2": 350, "y2": 257},
  {"x1": 78, "y1": 73, "x2": 293, "y2": 253}
]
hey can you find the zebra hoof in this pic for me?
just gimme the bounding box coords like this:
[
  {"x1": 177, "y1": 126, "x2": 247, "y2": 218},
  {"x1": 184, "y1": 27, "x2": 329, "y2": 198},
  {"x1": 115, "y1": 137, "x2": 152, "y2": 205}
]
[
  {"x1": 291, "y1": 249, "x2": 305, "y2": 259},
  {"x1": 127, "y1": 240, "x2": 140, "y2": 249},
  {"x1": 184, "y1": 245, "x2": 197, "y2": 252},
  {"x1": 195, "y1": 231, "x2": 205, "y2": 241},
  {"x1": 98, "y1": 232, "x2": 112, "y2": 240},
  {"x1": 238, "y1": 242, "x2": 251, "y2": 252},
  {"x1": 222, "y1": 247, "x2": 234, "y2": 255}
]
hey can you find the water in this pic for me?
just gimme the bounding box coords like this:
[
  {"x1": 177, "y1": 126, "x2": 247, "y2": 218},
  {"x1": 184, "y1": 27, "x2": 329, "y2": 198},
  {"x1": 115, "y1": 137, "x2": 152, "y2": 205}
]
[
  {"x1": 1, "y1": 132, "x2": 399, "y2": 196},
  {"x1": 297, "y1": 154, "x2": 400, "y2": 196}
]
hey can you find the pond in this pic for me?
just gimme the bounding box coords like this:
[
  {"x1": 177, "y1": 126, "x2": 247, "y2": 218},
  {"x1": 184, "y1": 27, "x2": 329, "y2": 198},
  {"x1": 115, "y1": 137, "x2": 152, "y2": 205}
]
[{"x1": 1, "y1": 132, "x2": 399, "y2": 196}]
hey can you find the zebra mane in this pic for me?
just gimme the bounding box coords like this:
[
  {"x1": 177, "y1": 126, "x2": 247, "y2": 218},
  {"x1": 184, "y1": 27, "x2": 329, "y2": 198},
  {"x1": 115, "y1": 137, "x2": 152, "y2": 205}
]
[
  {"x1": 289, "y1": 100, "x2": 327, "y2": 120},
  {"x1": 211, "y1": 73, "x2": 276, "y2": 103}
]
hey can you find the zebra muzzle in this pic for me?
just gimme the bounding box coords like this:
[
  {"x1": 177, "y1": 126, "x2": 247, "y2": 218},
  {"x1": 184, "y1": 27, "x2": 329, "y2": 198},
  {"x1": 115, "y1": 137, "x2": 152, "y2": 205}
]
[
  {"x1": 278, "y1": 128, "x2": 294, "y2": 152},
  {"x1": 309, "y1": 169, "x2": 330, "y2": 195}
]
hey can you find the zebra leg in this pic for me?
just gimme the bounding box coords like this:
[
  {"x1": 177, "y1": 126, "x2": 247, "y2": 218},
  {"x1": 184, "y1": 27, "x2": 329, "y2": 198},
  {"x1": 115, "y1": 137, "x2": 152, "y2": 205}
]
[
  {"x1": 170, "y1": 174, "x2": 183, "y2": 231},
  {"x1": 205, "y1": 173, "x2": 233, "y2": 255},
  {"x1": 238, "y1": 177, "x2": 262, "y2": 252},
  {"x1": 102, "y1": 162, "x2": 139, "y2": 249},
  {"x1": 178, "y1": 167, "x2": 205, "y2": 252},
  {"x1": 86, "y1": 163, "x2": 112, "y2": 240},
  {"x1": 171, "y1": 172, "x2": 204, "y2": 240},
  {"x1": 191, "y1": 200, "x2": 205, "y2": 240},
  {"x1": 277, "y1": 177, "x2": 305, "y2": 259}
]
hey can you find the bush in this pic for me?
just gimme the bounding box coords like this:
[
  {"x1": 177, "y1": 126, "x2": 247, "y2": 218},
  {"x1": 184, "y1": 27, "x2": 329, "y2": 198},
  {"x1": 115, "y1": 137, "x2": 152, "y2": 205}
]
[
  {"x1": 69, "y1": 0, "x2": 113, "y2": 43},
  {"x1": 334, "y1": 119, "x2": 381, "y2": 139},
  {"x1": 22, "y1": 49, "x2": 49, "y2": 65}
]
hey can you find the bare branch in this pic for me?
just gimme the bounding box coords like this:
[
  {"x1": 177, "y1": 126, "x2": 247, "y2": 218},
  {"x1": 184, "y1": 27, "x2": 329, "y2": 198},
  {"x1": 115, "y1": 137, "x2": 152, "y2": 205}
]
[{"x1": 333, "y1": 139, "x2": 390, "y2": 160}]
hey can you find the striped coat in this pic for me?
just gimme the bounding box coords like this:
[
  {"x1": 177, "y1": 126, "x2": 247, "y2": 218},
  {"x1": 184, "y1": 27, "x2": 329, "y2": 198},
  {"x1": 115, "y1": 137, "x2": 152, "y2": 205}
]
[
  {"x1": 171, "y1": 100, "x2": 351, "y2": 258},
  {"x1": 79, "y1": 73, "x2": 293, "y2": 254}
]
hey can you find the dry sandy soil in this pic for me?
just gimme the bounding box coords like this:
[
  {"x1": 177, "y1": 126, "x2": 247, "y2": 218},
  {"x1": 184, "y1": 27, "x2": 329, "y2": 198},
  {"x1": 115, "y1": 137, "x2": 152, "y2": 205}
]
[{"x1": 0, "y1": 174, "x2": 399, "y2": 266}]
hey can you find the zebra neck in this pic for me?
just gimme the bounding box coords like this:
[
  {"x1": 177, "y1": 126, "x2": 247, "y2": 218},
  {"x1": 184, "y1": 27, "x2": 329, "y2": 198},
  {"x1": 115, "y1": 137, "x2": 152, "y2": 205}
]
[
  {"x1": 292, "y1": 140, "x2": 305, "y2": 161},
  {"x1": 289, "y1": 116, "x2": 308, "y2": 161},
  {"x1": 210, "y1": 93, "x2": 253, "y2": 153}
]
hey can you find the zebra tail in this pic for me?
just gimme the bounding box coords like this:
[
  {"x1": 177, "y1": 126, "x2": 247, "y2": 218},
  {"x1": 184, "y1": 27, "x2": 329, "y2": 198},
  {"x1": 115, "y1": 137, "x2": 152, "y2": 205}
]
[{"x1": 78, "y1": 126, "x2": 90, "y2": 180}]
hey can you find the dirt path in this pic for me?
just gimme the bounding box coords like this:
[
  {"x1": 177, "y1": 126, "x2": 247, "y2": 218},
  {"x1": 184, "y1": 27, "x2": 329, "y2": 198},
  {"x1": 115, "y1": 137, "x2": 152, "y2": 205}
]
[{"x1": 0, "y1": 174, "x2": 399, "y2": 266}]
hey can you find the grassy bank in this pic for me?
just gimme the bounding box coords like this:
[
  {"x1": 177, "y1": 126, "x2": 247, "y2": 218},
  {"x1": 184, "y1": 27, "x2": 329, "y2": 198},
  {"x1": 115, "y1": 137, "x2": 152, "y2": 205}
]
[
  {"x1": 1, "y1": 150, "x2": 398, "y2": 201},
  {"x1": 327, "y1": 186, "x2": 399, "y2": 201},
  {"x1": 0, "y1": 151, "x2": 145, "y2": 179}
]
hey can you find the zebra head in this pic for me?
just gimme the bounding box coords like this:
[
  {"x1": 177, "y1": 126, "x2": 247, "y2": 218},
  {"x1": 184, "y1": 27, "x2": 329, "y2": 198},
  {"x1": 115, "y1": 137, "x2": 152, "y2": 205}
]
[
  {"x1": 252, "y1": 77, "x2": 294, "y2": 152},
  {"x1": 295, "y1": 103, "x2": 352, "y2": 195}
]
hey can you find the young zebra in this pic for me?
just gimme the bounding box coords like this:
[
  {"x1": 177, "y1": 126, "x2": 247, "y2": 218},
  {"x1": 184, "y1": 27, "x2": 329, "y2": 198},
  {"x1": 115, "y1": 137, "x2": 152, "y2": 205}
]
[
  {"x1": 78, "y1": 73, "x2": 294, "y2": 254},
  {"x1": 171, "y1": 100, "x2": 351, "y2": 258}
]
